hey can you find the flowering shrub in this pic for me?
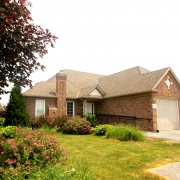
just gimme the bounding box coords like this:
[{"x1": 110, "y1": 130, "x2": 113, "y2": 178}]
[
  {"x1": 31, "y1": 115, "x2": 71, "y2": 130},
  {"x1": 0, "y1": 126, "x2": 68, "y2": 179},
  {"x1": 62, "y1": 117, "x2": 91, "y2": 134},
  {"x1": 31, "y1": 115, "x2": 55, "y2": 128},
  {"x1": 54, "y1": 115, "x2": 71, "y2": 132},
  {"x1": 91, "y1": 124, "x2": 114, "y2": 136}
]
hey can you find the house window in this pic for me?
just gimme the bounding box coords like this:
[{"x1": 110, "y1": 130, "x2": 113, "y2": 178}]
[
  {"x1": 66, "y1": 101, "x2": 74, "y2": 116},
  {"x1": 35, "y1": 100, "x2": 45, "y2": 116}
]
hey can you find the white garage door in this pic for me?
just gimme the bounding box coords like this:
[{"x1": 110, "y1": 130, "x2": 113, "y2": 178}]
[{"x1": 157, "y1": 99, "x2": 179, "y2": 130}]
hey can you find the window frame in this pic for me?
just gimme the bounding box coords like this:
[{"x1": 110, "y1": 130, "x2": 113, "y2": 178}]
[
  {"x1": 66, "y1": 101, "x2": 75, "y2": 116},
  {"x1": 35, "y1": 100, "x2": 45, "y2": 117}
]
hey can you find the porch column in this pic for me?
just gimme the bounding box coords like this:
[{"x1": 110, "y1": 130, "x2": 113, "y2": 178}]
[{"x1": 83, "y1": 99, "x2": 87, "y2": 115}]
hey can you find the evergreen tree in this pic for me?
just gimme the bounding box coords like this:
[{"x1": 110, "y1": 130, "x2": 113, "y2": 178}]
[{"x1": 4, "y1": 86, "x2": 30, "y2": 127}]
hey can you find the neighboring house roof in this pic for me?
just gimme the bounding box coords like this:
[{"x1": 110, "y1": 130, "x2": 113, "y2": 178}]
[{"x1": 23, "y1": 66, "x2": 180, "y2": 99}]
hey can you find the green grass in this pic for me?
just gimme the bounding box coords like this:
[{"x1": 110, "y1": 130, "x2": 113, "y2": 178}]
[{"x1": 55, "y1": 133, "x2": 180, "y2": 180}]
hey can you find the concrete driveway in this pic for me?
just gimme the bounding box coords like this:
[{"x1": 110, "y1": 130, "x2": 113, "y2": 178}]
[
  {"x1": 144, "y1": 130, "x2": 180, "y2": 180},
  {"x1": 144, "y1": 130, "x2": 180, "y2": 142}
]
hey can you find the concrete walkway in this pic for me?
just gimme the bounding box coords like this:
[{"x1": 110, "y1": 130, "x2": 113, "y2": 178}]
[
  {"x1": 144, "y1": 130, "x2": 180, "y2": 142},
  {"x1": 149, "y1": 162, "x2": 180, "y2": 180},
  {"x1": 144, "y1": 130, "x2": 180, "y2": 180}
]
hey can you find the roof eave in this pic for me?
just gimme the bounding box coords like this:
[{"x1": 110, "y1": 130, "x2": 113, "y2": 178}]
[
  {"x1": 103, "y1": 90, "x2": 160, "y2": 99},
  {"x1": 23, "y1": 95, "x2": 57, "y2": 98}
]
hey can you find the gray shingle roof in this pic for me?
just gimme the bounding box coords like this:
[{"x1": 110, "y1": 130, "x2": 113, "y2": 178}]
[
  {"x1": 23, "y1": 69, "x2": 104, "y2": 98},
  {"x1": 23, "y1": 66, "x2": 178, "y2": 99},
  {"x1": 98, "y1": 66, "x2": 170, "y2": 98}
]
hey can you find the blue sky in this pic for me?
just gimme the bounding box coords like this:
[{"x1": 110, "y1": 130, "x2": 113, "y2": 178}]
[{"x1": 1, "y1": 0, "x2": 180, "y2": 104}]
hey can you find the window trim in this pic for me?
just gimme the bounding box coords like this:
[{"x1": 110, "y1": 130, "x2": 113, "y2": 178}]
[
  {"x1": 66, "y1": 101, "x2": 75, "y2": 116},
  {"x1": 35, "y1": 100, "x2": 45, "y2": 117}
]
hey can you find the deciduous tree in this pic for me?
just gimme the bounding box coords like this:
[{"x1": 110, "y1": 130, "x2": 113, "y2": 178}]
[{"x1": 0, "y1": 0, "x2": 58, "y2": 96}]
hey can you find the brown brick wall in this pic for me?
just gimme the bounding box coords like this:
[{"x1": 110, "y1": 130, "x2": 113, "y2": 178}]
[
  {"x1": 74, "y1": 99, "x2": 83, "y2": 116},
  {"x1": 93, "y1": 72, "x2": 180, "y2": 131},
  {"x1": 25, "y1": 97, "x2": 57, "y2": 119},
  {"x1": 94, "y1": 94, "x2": 155, "y2": 130},
  {"x1": 156, "y1": 72, "x2": 180, "y2": 98},
  {"x1": 56, "y1": 73, "x2": 67, "y2": 116}
]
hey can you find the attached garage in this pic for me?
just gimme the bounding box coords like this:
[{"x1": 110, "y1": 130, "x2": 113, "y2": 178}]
[{"x1": 157, "y1": 98, "x2": 179, "y2": 130}]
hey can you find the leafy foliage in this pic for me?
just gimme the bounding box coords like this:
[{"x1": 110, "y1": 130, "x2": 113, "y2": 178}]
[
  {"x1": 31, "y1": 115, "x2": 70, "y2": 130},
  {"x1": 0, "y1": 126, "x2": 16, "y2": 137},
  {"x1": 83, "y1": 114, "x2": 99, "y2": 127},
  {"x1": 54, "y1": 115, "x2": 71, "y2": 129},
  {"x1": 91, "y1": 124, "x2": 114, "y2": 136},
  {"x1": 4, "y1": 86, "x2": 30, "y2": 127},
  {"x1": 106, "y1": 124, "x2": 145, "y2": 141},
  {"x1": 0, "y1": 118, "x2": 5, "y2": 127},
  {"x1": 0, "y1": 0, "x2": 58, "y2": 96},
  {"x1": 0, "y1": 126, "x2": 67, "y2": 179},
  {"x1": 62, "y1": 117, "x2": 91, "y2": 134},
  {"x1": 31, "y1": 115, "x2": 54, "y2": 129}
]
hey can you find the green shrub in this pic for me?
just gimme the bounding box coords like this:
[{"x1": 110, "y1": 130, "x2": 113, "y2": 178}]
[
  {"x1": 31, "y1": 115, "x2": 71, "y2": 130},
  {"x1": 91, "y1": 124, "x2": 114, "y2": 136},
  {"x1": 0, "y1": 126, "x2": 67, "y2": 179},
  {"x1": 54, "y1": 115, "x2": 71, "y2": 132},
  {"x1": 1, "y1": 126, "x2": 16, "y2": 138},
  {"x1": 106, "y1": 124, "x2": 145, "y2": 141},
  {"x1": 31, "y1": 115, "x2": 54, "y2": 128},
  {"x1": 0, "y1": 118, "x2": 5, "y2": 127},
  {"x1": 62, "y1": 116, "x2": 91, "y2": 134},
  {"x1": 4, "y1": 86, "x2": 30, "y2": 127},
  {"x1": 84, "y1": 114, "x2": 99, "y2": 127}
]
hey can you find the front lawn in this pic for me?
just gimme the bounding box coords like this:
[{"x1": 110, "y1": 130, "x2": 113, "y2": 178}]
[{"x1": 56, "y1": 133, "x2": 180, "y2": 180}]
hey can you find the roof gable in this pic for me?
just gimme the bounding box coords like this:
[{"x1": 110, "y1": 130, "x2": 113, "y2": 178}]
[
  {"x1": 88, "y1": 88, "x2": 103, "y2": 96},
  {"x1": 77, "y1": 85, "x2": 105, "y2": 98},
  {"x1": 153, "y1": 67, "x2": 180, "y2": 90}
]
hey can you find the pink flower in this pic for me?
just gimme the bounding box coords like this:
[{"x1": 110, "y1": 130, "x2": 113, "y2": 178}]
[
  {"x1": 11, "y1": 145, "x2": 17, "y2": 149},
  {"x1": 0, "y1": 167, "x2": 3, "y2": 171},
  {"x1": 1, "y1": 151, "x2": 4, "y2": 155}
]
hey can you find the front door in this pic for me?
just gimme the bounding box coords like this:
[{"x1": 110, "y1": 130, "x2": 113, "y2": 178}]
[{"x1": 87, "y1": 103, "x2": 94, "y2": 115}]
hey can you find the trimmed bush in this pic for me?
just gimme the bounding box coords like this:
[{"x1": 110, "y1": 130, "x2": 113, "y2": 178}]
[
  {"x1": 62, "y1": 117, "x2": 91, "y2": 134},
  {"x1": 84, "y1": 114, "x2": 99, "y2": 127},
  {"x1": 91, "y1": 124, "x2": 114, "y2": 136},
  {"x1": 106, "y1": 124, "x2": 145, "y2": 141},
  {"x1": 0, "y1": 126, "x2": 67, "y2": 179}
]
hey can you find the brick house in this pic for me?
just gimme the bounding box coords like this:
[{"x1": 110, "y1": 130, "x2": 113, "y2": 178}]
[{"x1": 23, "y1": 66, "x2": 180, "y2": 131}]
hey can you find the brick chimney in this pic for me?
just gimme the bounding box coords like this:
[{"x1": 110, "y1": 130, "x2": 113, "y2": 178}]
[{"x1": 56, "y1": 70, "x2": 67, "y2": 116}]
